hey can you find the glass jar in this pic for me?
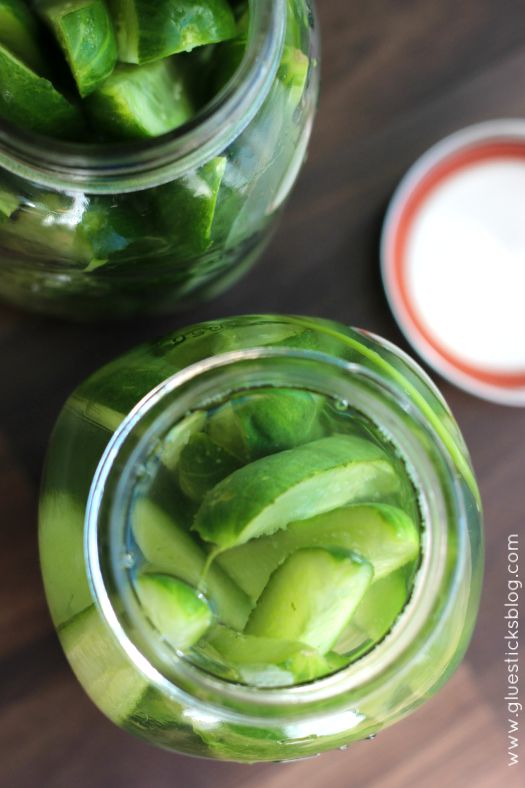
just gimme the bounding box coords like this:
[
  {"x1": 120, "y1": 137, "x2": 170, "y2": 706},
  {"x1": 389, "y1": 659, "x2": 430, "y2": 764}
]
[
  {"x1": 39, "y1": 315, "x2": 483, "y2": 762},
  {"x1": 0, "y1": 1, "x2": 319, "y2": 319}
]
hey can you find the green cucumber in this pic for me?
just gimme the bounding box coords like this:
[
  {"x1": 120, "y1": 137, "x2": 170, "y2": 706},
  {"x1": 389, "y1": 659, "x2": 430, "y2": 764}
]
[
  {"x1": 59, "y1": 605, "x2": 148, "y2": 723},
  {"x1": 131, "y1": 498, "x2": 251, "y2": 630},
  {"x1": 0, "y1": 185, "x2": 20, "y2": 221},
  {"x1": 39, "y1": 491, "x2": 93, "y2": 627},
  {"x1": 39, "y1": 0, "x2": 118, "y2": 97},
  {"x1": 217, "y1": 503, "x2": 420, "y2": 601},
  {"x1": 110, "y1": 0, "x2": 237, "y2": 64},
  {"x1": 86, "y1": 59, "x2": 192, "y2": 140},
  {"x1": 159, "y1": 411, "x2": 207, "y2": 471},
  {"x1": 0, "y1": 43, "x2": 83, "y2": 138},
  {"x1": 207, "y1": 389, "x2": 326, "y2": 462},
  {"x1": 217, "y1": 504, "x2": 419, "y2": 601},
  {"x1": 0, "y1": 0, "x2": 46, "y2": 73},
  {"x1": 178, "y1": 433, "x2": 241, "y2": 502},
  {"x1": 245, "y1": 548, "x2": 373, "y2": 654},
  {"x1": 135, "y1": 573, "x2": 212, "y2": 650},
  {"x1": 198, "y1": 625, "x2": 347, "y2": 688},
  {"x1": 193, "y1": 436, "x2": 399, "y2": 550},
  {"x1": 155, "y1": 156, "x2": 227, "y2": 258},
  {"x1": 334, "y1": 568, "x2": 410, "y2": 654}
]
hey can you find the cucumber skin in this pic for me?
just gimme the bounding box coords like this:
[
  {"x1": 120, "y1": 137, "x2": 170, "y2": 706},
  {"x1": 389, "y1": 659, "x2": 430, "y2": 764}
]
[
  {"x1": 193, "y1": 436, "x2": 398, "y2": 549},
  {"x1": 0, "y1": 43, "x2": 84, "y2": 138},
  {"x1": 136, "y1": 573, "x2": 212, "y2": 650},
  {"x1": 111, "y1": 0, "x2": 237, "y2": 64},
  {"x1": 42, "y1": 0, "x2": 118, "y2": 97}
]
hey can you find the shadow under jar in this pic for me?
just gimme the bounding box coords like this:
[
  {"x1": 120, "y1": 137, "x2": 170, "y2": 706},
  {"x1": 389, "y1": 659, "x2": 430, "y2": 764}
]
[
  {"x1": 39, "y1": 315, "x2": 483, "y2": 762},
  {"x1": 0, "y1": 1, "x2": 319, "y2": 319}
]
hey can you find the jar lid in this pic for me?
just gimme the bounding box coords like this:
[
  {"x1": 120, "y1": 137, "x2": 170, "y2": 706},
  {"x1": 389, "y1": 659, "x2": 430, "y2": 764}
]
[{"x1": 381, "y1": 120, "x2": 525, "y2": 406}]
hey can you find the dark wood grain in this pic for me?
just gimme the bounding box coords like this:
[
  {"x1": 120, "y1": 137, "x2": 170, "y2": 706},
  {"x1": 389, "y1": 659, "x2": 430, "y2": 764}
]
[{"x1": 2, "y1": 1, "x2": 525, "y2": 785}]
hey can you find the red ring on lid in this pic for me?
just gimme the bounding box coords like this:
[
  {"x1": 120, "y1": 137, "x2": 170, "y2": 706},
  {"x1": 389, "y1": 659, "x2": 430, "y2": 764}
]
[{"x1": 382, "y1": 121, "x2": 525, "y2": 406}]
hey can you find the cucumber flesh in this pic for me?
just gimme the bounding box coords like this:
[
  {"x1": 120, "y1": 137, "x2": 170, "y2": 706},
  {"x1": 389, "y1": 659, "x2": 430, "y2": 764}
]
[
  {"x1": 193, "y1": 436, "x2": 399, "y2": 550},
  {"x1": 40, "y1": 0, "x2": 118, "y2": 96},
  {"x1": 178, "y1": 432, "x2": 241, "y2": 502},
  {"x1": 86, "y1": 59, "x2": 193, "y2": 140},
  {"x1": 217, "y1": 503, "x2": 419, "y2": 601},
  {"x1": 135, "y1": 573, "x2": 212, "y2": 650},
  {"x1": 0, "y1": 0, "x2": 46, "y2": 73},
  {"x1": 245, "y1": 548, "x2": 373, "y2": 654},
  {"x1": 197, "y1": 625, "x2": 347, "y2": 688},
  {"x1": 111, "y1": 0, "x2": 237, "y2": 65},
  {"x1": 334, "y1": 568, "x2": 410, "y2": 654},
  {"x1": 131, "y1": 498, "x2": 251, "y2": 630},
  {"x1": 0, "y1": 43, "x2": 83, "y2": 138},
  {"x1": 59, "y1": 605, "x2": 148, "y2": 723},
  {"x1": 0, "y1": 185, "x2": 20, "y2": 221}
]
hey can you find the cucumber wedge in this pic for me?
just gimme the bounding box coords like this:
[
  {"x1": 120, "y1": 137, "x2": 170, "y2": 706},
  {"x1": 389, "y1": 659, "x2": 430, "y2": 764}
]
[
  {"x1": 197, "y1": 625, "x2": 347, "y2": 688},
  {"x1": 207, "y1": 389, "x2": 325, "y2": 462},
  {"x1": 245, "y1": 548, "x2": 373, "y2": 654},
  {"x1": 131, "y1": 498, "x2": 251, "y2": 630},
  {"x1": 110, "y1": 0, "x2": 237, "y2": 64},
  {"x1": 39, "y1": 491, "x2": 93, "y2": 627},
  {"x1": 86, "y1": 59, "x2": 192, "y2": 140},
  {"x1": 0, "y1": 185, "x2": 20, "y2": 221},
  {"x1": 0, "y1": 0, "x2": 46, "y2": 73},
  {"x1": 155, "y1": 156, "x2": 227, "y2": 258},
  {"x1": 178, "y1": 433, "x2": 241, "y2": 502},
  {"x1": 59, "y1": 605, "x2": 148, "y2": 723},
  {"x1": 40, "y1": 0, "x2": 118, "y2": 96},
  {"x1": 135, "y1": 573, "x2": 212, "y2": 650},
  {"x1": 159, "y1": 411, "x2": 207, "y2": 472},
  {"x1": 334, "y1": 568, "x2": 410, "y2": 654},
  {"x1": 193, "y1": 436, "x2": 399, "y2": 550},
  {"x1": 0, "y1": 43, "x2": 83, "y2": 138},
  {"x1": 217, "y1": 503, "x2": 420, "y2": 601}
]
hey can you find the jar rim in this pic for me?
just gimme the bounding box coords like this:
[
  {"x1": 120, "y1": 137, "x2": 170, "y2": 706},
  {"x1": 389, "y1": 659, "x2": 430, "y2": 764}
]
[
  {"x1": 0, "y1": 0, "x2": 287, "y2": 193},
  {"x1": 85, "y1": 344, "x2": 472, "y2": 724}
]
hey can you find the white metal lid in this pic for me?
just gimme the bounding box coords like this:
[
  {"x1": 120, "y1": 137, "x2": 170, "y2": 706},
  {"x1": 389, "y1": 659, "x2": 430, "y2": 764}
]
[{"x1": 381, "y1": 120, "x2": 525, "y2": 406}]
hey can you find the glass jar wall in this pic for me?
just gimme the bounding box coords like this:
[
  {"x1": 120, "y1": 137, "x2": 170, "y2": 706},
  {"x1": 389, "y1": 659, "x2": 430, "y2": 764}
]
[
  {"x1": 0, "y1": 2, "x2": 319, "y2": 319},
  {"x1": 39, "y1": 316, "x2": 483, "y2": 762}
]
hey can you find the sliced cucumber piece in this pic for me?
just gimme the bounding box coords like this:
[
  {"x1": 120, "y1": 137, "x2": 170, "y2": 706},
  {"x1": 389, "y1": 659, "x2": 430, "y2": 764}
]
[
  {"x1": 86, "y1": 59, "x2": 192, "y2": 140},
  {"x1": 110, "y1": 0, "x2": 237, "y2": 64},
  {"x1": 39, "y1": 491, "x2": 93, "y2": 627},
  {"x1": 155, "y1": 156, "x2": 227, "y2": 257},
  {"x1": 334, "y1": 568, "x2": 410, "y2": 654},
  {"x1": 0, "y1": 43, "x2": 83, "y2": 138},
  {"x1": 40, "y1": 0, "x2": 118, "y2": 97},
  {"x1": 217, "y1": 503, "x2": 420, "y2": 600},
  {"x1": 0, "y1": 0, "x2": 46, "y2": 73},
  {"x1": 245, "y1": 548, "x2": 373, "y2": 654},
  {"x1": 193, "y1": 436, "x2": 399, "y2": 549},
  {"x1": 131, "y1": 498, "x2": 251, "y2": 630},
  {"x1": 207, "y1": 389, "x2": 326, "y2": 462},
  {"x1": 159, "y1": 411, "x2": 207, "y2": 472},
  {"x1": 178, "y1": 432, "x2": 241, "y2": 502},
  {"x1": 197, "y1": 625, "x2": 346, "y2": 688},
  {"x1": 135, "y1": 573, "x2": 212, "y2": 650},
  {"x1": 59, "y1": 605, "x2": 148, "y2": 723},
  {"x1": 0, "y1": 185, "x2": 20, "y2": 221}
]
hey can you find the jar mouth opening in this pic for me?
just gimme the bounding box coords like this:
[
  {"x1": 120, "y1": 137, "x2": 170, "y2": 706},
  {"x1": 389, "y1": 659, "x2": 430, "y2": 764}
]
[
  {"x1": 0, "y1": 0, "x2": 287, "y2": 191},
  {"x1": 86, "y1": 347, "x2": 468, "y2": 719}
]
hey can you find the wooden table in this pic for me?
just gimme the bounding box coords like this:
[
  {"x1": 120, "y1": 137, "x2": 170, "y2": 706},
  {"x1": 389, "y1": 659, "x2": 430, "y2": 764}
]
[{"x1": 2, "y1": 1, "x2": 525, "y2": 785}]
